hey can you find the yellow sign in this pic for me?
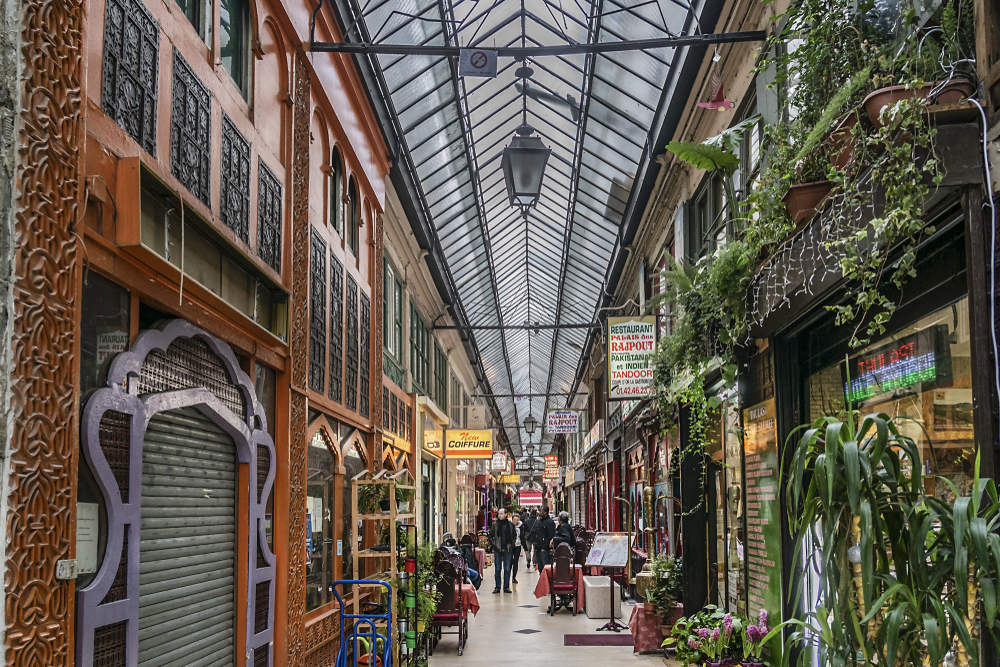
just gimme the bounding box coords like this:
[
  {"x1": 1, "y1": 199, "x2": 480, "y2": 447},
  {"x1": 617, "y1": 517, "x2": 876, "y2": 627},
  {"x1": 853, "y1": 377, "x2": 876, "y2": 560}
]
[
  {"x1": 423, "y1": 416, "x2": 443, "y2": 458},
  {"x1": 499, "y1": 474, "x2": 521, "y2": 484},
  {"x1": 445, "y1": 429, "x2": 494, "y2": 459},
  {"x1": 384, "y1": 432, "x2": 411, "y2": 454}
]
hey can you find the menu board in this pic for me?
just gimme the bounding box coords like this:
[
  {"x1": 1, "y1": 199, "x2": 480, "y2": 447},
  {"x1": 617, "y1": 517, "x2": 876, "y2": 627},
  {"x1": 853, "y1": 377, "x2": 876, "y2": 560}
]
[
  {"x1": 585, "y1": 532, "x2": 630, "y2": 567},
  {"x1": 742, "y1": 399, "x2": 782, "y2": 628}
]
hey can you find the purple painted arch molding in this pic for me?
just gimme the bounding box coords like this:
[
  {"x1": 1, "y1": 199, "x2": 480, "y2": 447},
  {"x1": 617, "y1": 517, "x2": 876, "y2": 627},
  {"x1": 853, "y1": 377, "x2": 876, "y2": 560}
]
[{"x1": 76, "y1": 319, "x2": 276, "y2": 667}]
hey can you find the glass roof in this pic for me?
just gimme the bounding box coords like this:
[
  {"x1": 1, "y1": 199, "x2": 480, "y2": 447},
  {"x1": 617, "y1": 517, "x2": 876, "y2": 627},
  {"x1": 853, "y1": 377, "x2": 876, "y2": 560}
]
[{"x1": 349, "y1": 0, "x2": 711, "y2": 458}]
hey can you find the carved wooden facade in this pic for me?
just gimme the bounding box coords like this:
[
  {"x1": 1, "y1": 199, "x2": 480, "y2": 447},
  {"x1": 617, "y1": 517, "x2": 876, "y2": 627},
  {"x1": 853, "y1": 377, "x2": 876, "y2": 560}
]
[{"x1": 9, "y1": 0, "x2": 389, "y2": 656}]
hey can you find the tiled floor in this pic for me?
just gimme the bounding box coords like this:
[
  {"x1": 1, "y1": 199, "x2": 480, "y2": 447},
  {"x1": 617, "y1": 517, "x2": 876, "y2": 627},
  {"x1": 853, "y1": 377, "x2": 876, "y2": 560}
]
[{"x1": 428, "y1": 553, "x2": 675, "y2": 667}]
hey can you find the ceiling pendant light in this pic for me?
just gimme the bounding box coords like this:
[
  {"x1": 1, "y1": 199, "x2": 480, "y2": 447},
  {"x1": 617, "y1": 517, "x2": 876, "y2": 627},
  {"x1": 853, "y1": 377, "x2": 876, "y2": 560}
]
[{"x1": 502, "y1": 123, "x2": 551, "y2": 215}]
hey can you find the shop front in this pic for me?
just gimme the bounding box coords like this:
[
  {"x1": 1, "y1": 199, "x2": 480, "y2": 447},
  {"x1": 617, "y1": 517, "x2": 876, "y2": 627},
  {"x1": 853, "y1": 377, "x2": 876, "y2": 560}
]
[{"x1": 417, "y1": 396, "x2": 448, "y2": 544}]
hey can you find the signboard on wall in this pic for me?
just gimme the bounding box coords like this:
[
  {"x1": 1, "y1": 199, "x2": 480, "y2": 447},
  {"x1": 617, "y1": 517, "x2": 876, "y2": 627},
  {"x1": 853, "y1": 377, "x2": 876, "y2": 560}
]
[
  {"x1": 607, "y1": 316, "x2": 656, "y2": 400},
  {"x1": 543, "y1": 455, "x2": 559, "y2": 480},
  {"x1": 490, "y1": 451, "x2": 508, "y2": 472},
  {"x1": 499, "y1": 474, "x2": 521, "y2": 484},
  {"x1": 445, "y1": 429, "x2": 494, "y2": 459},
  {"x1": 519, "y1": 489, "x2": 543, "y2": 506},
  {"x1": 469, "y1": 404, "x2": 486, "y2": 429},
  {"x1": 423, "y1": 416, "x2": 443, "y2": 458},
  {"x1": 546, "y1": 410, "x2": 579, "y2": 434},
  {"x1": 742, "y1": 398, "x2": 782, "y2": 636}
]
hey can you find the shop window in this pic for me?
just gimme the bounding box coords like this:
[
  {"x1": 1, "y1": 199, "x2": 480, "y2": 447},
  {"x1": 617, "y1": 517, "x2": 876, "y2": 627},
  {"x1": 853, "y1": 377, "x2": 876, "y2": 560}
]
[
  {"x1": 220, "y1": 0, "x2": 250, "y2": 97},
  {"x1": 306, "y1": 433, "x2": 336, "y2": 612},
  {"x1": 140, "y1": 174, "x2": 288, "y2": 339},
  {"x1": 434, "y1": 342, "x2": 447, "y2": 407},
  {"x1": 175, "y1": 0, "x2": 211, "y2": 44},
  {"x1": 330, "y1": 148, "x2": 344, "y2": 236},
  {"x1": 80, "y1": 272, "x2": 131, "y2": 396},
  {"x1": 347, "y1": 178, "x2": 359, "y2": 257},
  {"x1": 807, "y1": 297, "x2": 974, "y2": 502},
  {"x1": 410, "y1": 302, "x2": 429, "y2": 395},
  {"x1": 254, "y1": 363, "x2": 276, "y2": 550},
  {"x1": 383, "y1": 260, "x2": 403, "y2": 360},
  {"x1": 345, "y1": 276, "x2": 359, "y2": 411}
]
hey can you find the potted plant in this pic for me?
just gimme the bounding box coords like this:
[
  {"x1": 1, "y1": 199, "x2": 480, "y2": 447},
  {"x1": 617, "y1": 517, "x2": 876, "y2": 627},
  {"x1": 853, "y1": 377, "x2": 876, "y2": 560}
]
[
  {"x1": 740, "y1": 609, "x2": 769, "y2": 666},
  {"x1": 396, "y1": 486, "x2": 414, "y2": 513},
  {"x1": 648, "y1": 555, "x2": 684, "y2": 634},
  {"x1": 862, "y1": 77, "x2": 976, "y2": 129},
  {"x1": 358, "y1": 483, "x2": 388, "y2": 515}
]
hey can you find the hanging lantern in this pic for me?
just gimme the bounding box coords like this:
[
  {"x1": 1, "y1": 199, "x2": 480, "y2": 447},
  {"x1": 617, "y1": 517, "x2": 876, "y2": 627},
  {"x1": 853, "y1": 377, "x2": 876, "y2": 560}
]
[{"x1": 502, "y1": 124, "x2": 551, "y2": 214}]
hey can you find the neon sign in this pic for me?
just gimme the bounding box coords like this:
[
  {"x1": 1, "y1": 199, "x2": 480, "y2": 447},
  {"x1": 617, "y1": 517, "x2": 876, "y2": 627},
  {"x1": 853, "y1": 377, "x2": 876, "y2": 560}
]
[{"x1": 844, "y1": 325, "x2": 951, "y2": 404}]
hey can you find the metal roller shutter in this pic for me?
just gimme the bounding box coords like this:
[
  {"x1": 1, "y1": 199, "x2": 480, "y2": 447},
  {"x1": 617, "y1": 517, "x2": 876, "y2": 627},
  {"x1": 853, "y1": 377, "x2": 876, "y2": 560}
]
[{"x1": 139, "y1": 407, "x2": 237, "y2": 667}]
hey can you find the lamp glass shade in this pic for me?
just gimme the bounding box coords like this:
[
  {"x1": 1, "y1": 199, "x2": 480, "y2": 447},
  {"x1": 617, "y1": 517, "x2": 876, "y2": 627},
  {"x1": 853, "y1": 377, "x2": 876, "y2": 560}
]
[
  {"x1": 523, "y1": 414, "x2": 537, "y2": 434},
  {"x1": 502, "y1": 134, "x2": 551, "y2": 210}
]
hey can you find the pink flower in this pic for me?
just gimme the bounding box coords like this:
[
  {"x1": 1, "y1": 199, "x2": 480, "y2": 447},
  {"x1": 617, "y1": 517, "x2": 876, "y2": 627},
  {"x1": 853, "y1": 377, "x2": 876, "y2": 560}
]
[
  {"x1": 723, "y1": 613, "x2": 733, "y2": 636},
  {"x1": 697, "y1": 628, "x2": 711, "y2": 639},
  {"x1": 759, "y1": 609, "x2": 768, "y2": 627},
  {"x1": 711, "y1": 627, "x2": 721, "y2": 641},
  {"x1": 688, "y1": 638, "x2": 701, "y2": 649}
]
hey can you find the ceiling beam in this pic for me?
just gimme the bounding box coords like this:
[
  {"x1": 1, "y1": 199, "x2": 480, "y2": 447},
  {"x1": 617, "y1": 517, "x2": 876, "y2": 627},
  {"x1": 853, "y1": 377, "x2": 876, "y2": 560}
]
[
  {"x1": 433, "y1": 322, "x2": 600, "y2": 330},
  {"x1": 310, "y1": 30, "x2": 767, "y2": 55}
]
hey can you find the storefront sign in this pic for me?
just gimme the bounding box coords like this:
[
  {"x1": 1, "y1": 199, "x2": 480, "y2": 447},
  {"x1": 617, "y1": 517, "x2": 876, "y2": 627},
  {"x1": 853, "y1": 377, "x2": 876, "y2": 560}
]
[
  {"x1": 445, "y1": 429, "x2": 494, "y2": 459},
  {"x1": 742, "y1": 398, "x2": 782, "y2": 636},
  {"x1": 546, "y1": 410, "x2": 579, "y2": 434},
  {"x1": 519, "y1": 489, "x2": 543, "y2": 506},
  {"x1": 607, "y1": 316, "x2": 656, "y2": 400},
  {"x1": 499, "y1": 474, "x2": 521, "y2": 484},
  {"x1": 490, "y1": 451, "x2": 508, "y2": 472},
  {"x1": 582, "y1": 419, "x2": 605, "y2": 456},
  {"x1": 423, "y1": 416, "x2": 443, "y2": 458},
  {"x1": 543, "y1": 455, "x2": 559, "y2": 480},
  {"x1": 845, "y1": 324, "x2": 950, "y2": 405},
  {"x1": 96, "y1": 330, "x2": 129, "y2": 365},
  {"x1": 469, "y1": 404, "x2": 486, "y2": 428}
]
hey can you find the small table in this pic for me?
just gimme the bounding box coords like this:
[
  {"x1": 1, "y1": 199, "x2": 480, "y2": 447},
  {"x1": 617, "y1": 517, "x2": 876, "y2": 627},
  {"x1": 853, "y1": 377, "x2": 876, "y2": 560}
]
[
  {"x1": 457, "y1": 582, "x2": 480, "y2": 616},
  {"x1": 473, "y1": 548, "x2": 487, "y2": 575},
  {"x1": 532, "y1": 564, "x2": 586, "y2": 613},
  {"x1": 628, "y1": 605, "x2": 663, "y2": 653}
]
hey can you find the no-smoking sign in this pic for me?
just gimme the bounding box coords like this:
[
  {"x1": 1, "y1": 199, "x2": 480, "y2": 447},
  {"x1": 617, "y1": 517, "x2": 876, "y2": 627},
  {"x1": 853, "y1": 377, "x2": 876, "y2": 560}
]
[{"x1": 459, "y1": 48, "x2": 498, "y2": 78}]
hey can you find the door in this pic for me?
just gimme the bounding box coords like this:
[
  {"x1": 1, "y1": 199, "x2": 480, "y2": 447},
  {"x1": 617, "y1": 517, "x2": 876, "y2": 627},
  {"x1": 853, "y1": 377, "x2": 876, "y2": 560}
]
[{"x1": 138, "y1": 407, "x2": 237, "y2": 667}]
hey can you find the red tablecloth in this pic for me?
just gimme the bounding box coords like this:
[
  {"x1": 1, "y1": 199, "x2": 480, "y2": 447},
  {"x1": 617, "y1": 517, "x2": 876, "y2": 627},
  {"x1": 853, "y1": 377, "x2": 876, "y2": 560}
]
[
  {"x1": 533, "y1": 564, "x2": 585, "y2": 613},
  {"x1": 473, "y1": 548, "x2": 487, "y2": 575},
  {"x1": 628, "y1": 605, "x2": 663, "y2": 653},
  {"x1": 457, "y1": 582, "x2": 480, "y2": 616}
]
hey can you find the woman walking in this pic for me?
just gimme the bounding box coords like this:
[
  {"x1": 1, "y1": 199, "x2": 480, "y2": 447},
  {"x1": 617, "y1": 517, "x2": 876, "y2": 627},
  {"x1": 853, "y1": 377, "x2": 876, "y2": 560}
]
[{"x1": 510, "y1": 513, "x2": 523, "y2": 585}]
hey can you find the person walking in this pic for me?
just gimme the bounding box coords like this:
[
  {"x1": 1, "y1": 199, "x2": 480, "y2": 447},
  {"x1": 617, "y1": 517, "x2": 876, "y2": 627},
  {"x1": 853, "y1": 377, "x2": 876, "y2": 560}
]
[
  {"x1": 531, "y1": 506, "x2": 556, "y2": 569},
  {"x1": 488, "y1": 508, "x2": 515, "y2": 594},
  {"x1": 522, "y1": 509, "x2": 537, "y2": 569},
  {"x1": 510, "y1": 513, "x2": 523, "y2": 585}
]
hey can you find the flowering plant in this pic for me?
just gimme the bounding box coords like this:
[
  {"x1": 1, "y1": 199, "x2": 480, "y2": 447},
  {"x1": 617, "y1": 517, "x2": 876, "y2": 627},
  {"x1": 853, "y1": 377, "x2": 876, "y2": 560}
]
[{"x1": 743, "y1": 609, "x2": 770, "y2": 661}]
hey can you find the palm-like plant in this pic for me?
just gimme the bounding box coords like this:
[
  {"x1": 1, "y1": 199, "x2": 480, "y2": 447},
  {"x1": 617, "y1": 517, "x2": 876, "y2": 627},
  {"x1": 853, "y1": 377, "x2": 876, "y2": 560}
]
[{"x1": 783, "y1": 397, "x2": 1000, "y2": 667}]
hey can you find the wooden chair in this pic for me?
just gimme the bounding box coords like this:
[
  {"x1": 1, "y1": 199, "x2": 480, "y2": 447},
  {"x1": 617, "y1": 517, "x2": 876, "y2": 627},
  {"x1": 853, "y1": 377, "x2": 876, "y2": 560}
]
[
  {"x1": 459, "y1": 533, "x2": 475, "y2": 547},
  {"x1": 573, "y1": 540, "x2": 589, "y2": 567},
  {"x1": 546, "y1": 543, "x2": 579, "y2": 616},
  {"x1": 430, "y1": 560, "x2": 468, "y2": 656}
]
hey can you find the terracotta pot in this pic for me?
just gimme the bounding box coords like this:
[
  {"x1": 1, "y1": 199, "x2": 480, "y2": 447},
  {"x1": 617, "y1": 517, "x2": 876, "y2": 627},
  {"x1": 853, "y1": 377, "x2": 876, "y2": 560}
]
[
  {"x1": 782, "y1": 181, "x2": 833, "y2": 224},
  {"x1": 824, "y1": 110, "x2": 861, "y2": 170},
  {"x1": 863, "y1": 79, "x2": 976, "y2": 128},
  {"x1": 643, "y1": 601, "x2": 657, "y2": 613}
]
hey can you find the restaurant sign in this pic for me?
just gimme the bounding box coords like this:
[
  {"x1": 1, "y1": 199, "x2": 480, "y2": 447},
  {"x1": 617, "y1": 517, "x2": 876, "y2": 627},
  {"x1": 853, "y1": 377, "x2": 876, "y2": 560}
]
[
  {"x1": 543, "y1": 454, "x2": 559, "y2": 480},
  {"x1": 445, "y1": 429, "x2": 494, "y2": 459},
  {"x1": 490, "y1": 451, "x2": 509, "y2": 472},
  {"x1": 607, "y1": 316, "x2": 656, "y2": 400},
  {"x1": 582, "y1": 419, "x2": 605, "y2": 456},
  {"x1": 546, "y1": 410, "x2": 579, "y2": 434}
]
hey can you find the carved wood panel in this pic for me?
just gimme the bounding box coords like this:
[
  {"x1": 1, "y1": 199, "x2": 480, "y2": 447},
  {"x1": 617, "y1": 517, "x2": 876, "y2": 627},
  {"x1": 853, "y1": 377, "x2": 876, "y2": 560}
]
[
  {"x1": 286, "y1": 51, "x2": 311, "y2": 667},
  {"x1": 7, "y1": 0, "x2": 83, "y2": 657},
  {"x1": 372, "y1": 214, "x2": 383, "y2": 434}
]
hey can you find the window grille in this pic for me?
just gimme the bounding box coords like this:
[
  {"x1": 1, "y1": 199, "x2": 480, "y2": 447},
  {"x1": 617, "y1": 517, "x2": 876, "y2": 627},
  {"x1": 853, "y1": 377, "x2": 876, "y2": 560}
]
[
  {"x1": 102, "y1": 0, "x2": 158, "y2": 155},
  {"x1": 345, "y1": 276, "x2": 359, "y2": 411},
  {"x1": 359, "y1": 293, "x2": 370, "y2": 418},
  {"x1": 170, "y1": 49, "x2": 211, "y2": 206},
  {"x1": 309, "y1": 230, "x2": 327, "y2": 393},
  {"x1": 328, "y1": 253, "x2": 344, "y2": 403}
]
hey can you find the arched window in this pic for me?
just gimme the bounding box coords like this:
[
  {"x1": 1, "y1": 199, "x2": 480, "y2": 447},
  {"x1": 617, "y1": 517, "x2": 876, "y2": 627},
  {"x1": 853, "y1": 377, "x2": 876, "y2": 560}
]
[
  {"x1": 330, "y1": 148, "x2": 344, "y2": 235},
  {"x1": 220, "y1": 0, "x2": 250, "y2": 96},
  {"x1": 347, "y1": 177, "x2": 359, "y2": 257}
]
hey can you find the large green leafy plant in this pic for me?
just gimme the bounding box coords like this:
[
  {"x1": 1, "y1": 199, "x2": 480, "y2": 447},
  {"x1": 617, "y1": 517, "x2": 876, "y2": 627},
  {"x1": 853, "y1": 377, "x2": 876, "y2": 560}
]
[{"x1": 783, "y1": 401, "x2": 1000, "y2": 666}]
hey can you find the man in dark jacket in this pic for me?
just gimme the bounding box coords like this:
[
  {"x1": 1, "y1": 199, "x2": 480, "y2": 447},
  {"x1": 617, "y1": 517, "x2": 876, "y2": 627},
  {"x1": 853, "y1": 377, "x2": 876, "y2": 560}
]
[
  {"x1": 531, "y1": 506, "x2": 556, "y2": 568},
  {"x1": 488, "y1": 508, "x2": 516, "y2": 593},
  {"x1": 521, "y1": 510, "x2": 537, "y2": 569}
]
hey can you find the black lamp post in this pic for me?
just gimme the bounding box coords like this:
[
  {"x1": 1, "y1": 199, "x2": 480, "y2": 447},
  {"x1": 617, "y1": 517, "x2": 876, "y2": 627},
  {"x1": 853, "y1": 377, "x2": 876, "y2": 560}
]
[{"x1": 502, "y1": 123, "x2": 550, "y2": 216}]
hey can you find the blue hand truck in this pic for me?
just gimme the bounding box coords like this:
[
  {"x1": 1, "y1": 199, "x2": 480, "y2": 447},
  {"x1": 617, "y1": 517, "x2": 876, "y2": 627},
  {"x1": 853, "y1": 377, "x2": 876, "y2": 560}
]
[{"x1": 333, "y1": 580, "x2": 393, "y2": 667}]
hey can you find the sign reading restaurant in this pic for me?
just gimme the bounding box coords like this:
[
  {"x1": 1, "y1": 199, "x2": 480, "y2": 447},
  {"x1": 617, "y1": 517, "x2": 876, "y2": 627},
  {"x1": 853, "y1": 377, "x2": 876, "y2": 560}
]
[
  {"x1": 444, "y1": 429, "x2": 494, "y2": 459},
  {"x1": 606, "y1": 316, "x2": 656, "y2": 400},
  {"x1": 546, "y1": 410, "x2": 579, "y2": 434}
]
